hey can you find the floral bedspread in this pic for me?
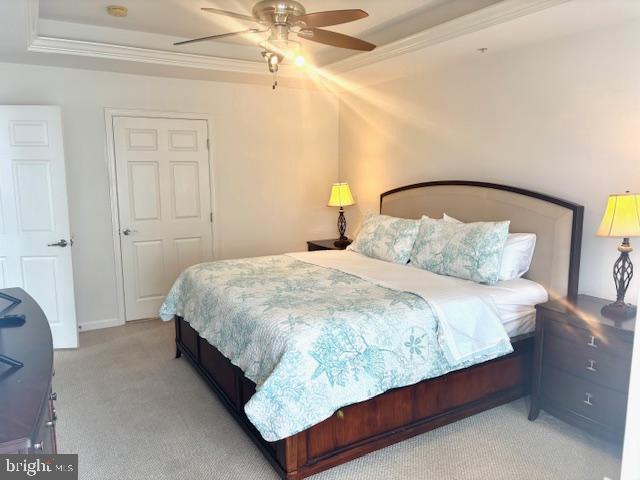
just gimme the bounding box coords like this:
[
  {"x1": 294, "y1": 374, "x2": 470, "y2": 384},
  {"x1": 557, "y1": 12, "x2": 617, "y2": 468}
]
[{"x1": 159, "y1": 254, "x2": 511, "y2": 441}]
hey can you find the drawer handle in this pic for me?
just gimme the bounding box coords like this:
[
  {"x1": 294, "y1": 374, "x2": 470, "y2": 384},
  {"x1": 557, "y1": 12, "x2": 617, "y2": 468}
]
[
  {"x1": 336, "y1": 409, "x2": 345, "y2": 420},
  {"x1": 584, "y1": 392, "x2": 594, "y2": 406},
  {"x1": 586, "y1": 360, "x2": 597, "y2": 372},
  {"x1": 587, "y1": 336, "x2": 597, "y2": 348}
]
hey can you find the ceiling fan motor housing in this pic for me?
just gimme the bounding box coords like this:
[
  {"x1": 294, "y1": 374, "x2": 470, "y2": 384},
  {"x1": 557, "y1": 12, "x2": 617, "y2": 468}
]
[{"x1": 252, "y1": 0, "x2": 306, "y2": 25}]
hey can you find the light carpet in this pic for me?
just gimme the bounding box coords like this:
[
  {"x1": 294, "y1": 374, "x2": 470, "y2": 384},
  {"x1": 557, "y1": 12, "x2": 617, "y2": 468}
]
[{"x1": 54, "y1": 319, "x2": 622, "y2": 480}]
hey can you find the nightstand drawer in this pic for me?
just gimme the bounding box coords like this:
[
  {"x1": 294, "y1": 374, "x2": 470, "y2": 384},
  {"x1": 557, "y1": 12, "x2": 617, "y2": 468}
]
[
  {"x1": 542, "y1": 365, "x2": 627, "y2": 432},
  {"x1": 544, "y1": 331, "x2": 631, "y2": 392},
  {"x1": 544, "y1": 314, "x2": 632, "y2": 359}
]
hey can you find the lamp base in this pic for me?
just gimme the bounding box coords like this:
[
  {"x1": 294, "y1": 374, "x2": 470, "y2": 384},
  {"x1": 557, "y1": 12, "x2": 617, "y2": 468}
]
[
  {"x1": 333, "y1": 238, "x2": 351, "y2": 248},
  {"x1": 601, "y1": 301, "x2": 637, "y2": 321}
]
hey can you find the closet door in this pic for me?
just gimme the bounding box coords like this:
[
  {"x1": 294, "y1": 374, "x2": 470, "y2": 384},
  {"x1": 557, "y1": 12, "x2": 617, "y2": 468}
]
[
  {"x1": 112, "y1": 116, "x2": 213, "y2": 320},
  {"x1": 0, "y1": 106, "x2": 78, "y2": 348}
]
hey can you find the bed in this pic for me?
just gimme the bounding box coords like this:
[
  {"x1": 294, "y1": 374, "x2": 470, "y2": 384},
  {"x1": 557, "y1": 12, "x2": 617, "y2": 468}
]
[{"x1": 165, "y1": 181, "x2": 583, "y2": 480}]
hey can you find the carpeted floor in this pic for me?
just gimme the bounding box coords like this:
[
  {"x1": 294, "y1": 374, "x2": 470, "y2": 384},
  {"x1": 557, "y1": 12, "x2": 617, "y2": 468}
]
[{"x1": 54, "y1": 319, "x2": 622, "y2": 480}]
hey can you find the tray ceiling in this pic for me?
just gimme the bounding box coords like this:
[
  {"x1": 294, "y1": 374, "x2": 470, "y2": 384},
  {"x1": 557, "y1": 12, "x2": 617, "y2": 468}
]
[
  {"x1": 37, "y1": 0, "x2": 502, "y2": 64},
  {"x1": 4, "y1": 0, "x2": 634, "y2": 86}
]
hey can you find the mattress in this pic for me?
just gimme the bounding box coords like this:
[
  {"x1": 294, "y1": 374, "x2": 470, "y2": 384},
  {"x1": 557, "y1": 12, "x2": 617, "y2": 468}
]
[{"x1": 483, "y1": 277, "x2": 548, "y2": 337}]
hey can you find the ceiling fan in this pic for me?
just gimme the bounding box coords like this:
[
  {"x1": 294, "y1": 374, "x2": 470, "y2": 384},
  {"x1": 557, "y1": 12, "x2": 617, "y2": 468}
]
[{"x1": 174, "y1": 1, "x2": 376, "y2": 87}]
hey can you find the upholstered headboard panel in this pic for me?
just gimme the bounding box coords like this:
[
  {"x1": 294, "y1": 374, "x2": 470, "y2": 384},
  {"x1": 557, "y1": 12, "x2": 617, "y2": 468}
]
[{"x1": 380, "y1": 181, "x2": 584, "y2": 299}]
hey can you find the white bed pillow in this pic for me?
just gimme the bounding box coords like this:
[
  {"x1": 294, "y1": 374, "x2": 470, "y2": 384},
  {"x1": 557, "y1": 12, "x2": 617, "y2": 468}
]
[
  {"x1": 347, "y1": 213, "x2": 419, "y2": 264},
  {"x1": 443, "y1": 214, "x2": 536, "y2": 281}
]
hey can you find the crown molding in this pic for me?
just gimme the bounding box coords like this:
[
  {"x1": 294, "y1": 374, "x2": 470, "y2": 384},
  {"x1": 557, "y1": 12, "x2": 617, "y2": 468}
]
[
  {"x1": 25, "y1": 0, "x2": 39, "y2": 46},
  {"x1": 327, "y1": 0, "x2": 571, "y2": 74},
  {"x1": 27, "y1": 36, "x2": 288, "y2": 76}
]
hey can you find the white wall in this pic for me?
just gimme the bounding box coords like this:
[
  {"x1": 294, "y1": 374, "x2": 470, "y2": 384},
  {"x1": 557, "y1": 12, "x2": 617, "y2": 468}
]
[
  {"x1": 338, "y1": 18, "x2": 640, "y2": 303},
  {"x1": 0, "y1": 62, "x2": 339, "y2": 331}
]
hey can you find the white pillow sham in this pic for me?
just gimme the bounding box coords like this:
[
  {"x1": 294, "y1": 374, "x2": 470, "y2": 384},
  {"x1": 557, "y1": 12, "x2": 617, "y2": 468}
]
[{"x1": 443, "y1": 213, "x2": 536, "y2": 281}]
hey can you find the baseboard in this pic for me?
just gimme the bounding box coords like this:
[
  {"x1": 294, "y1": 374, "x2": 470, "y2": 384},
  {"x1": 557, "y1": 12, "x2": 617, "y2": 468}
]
[{"x1": 78, "y1": 317, "x2": 123, "y2": 332}]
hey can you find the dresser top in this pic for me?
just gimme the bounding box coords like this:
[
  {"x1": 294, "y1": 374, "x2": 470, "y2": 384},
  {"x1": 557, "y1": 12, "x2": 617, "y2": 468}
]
[
  {"x1": 0, "y1": 288, "x2": 53, "y2": 445},
  {"x1": 537, "y1": 294, "x2": 636, "y2": 334}
]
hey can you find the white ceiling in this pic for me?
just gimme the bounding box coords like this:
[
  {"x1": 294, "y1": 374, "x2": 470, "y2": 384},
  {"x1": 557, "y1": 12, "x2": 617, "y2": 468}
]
[
  {"x1": 37, "y1": 0, "x2": 501, "y2": 63},
  {"x1": 39, "y1": 0, "x2": 441, "y2": 39}
]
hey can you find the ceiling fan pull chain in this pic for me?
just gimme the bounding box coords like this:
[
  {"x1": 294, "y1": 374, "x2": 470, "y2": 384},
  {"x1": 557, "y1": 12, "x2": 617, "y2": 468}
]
[{"x1": 272, "y1": 70, "x2": 278, "y2": 90}]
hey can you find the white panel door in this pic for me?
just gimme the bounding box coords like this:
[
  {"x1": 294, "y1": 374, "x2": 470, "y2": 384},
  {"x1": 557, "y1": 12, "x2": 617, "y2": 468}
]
[
  {"x1": 113, "y1": 117, "x2": 213, "y2": 320},
  {"x1": 0, "y1": 106, "x2": 78, "y2": 348}
]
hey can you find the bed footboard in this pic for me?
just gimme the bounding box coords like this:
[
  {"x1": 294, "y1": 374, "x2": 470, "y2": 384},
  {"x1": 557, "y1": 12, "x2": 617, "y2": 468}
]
[{"x1": 174, "y1": 316, "x2": 533, "y2": 480}]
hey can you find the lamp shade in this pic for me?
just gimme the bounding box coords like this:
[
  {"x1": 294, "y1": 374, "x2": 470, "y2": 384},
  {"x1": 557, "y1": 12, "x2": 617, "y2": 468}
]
[
  {"x1": 596, "y1": 192, "x2": 640, "y2": 237},
  {"x1": 328, "y1": 183, "x2": 355, "y2": 207}
]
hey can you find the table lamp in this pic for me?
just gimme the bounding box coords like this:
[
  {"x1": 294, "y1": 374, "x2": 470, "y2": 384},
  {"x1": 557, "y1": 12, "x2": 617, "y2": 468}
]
[
  {"x1": 596, "y1": 191, "x2": 640, "y2": 320},
  {"x1": 328, "y1": 183, "x2": 355, "y2": 248}
]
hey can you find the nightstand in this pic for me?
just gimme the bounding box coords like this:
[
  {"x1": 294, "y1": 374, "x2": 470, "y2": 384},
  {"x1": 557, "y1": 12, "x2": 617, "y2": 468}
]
[
  {"x1": 307, "y1": 239, "x2": 352, "y2": 251},
  {"x1": 529, "y1": 295, "x2": 635, "y2": 441}
]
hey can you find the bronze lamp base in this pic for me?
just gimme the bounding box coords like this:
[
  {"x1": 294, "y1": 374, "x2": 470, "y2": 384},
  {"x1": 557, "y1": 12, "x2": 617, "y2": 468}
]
[{"x1": 601, "y1": 301, "x2": 637, "y2": 320}]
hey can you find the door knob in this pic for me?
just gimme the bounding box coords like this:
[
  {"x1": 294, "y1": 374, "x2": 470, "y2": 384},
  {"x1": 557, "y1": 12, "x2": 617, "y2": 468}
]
[
  {"x1": 122, "y1": 228, "x2": 138, "y2": 236},
  {"x1": 47, "y1": 239, "x2": 68, "y2": 247}
]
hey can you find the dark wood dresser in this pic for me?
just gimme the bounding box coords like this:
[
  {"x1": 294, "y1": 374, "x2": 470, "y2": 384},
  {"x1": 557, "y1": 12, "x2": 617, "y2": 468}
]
[
  {"x1": 529, "y1": 295, "x2": 634, "y2": 441},
  {"x1": 0, "y1": 288, "x2": 57, "y2": 453}
]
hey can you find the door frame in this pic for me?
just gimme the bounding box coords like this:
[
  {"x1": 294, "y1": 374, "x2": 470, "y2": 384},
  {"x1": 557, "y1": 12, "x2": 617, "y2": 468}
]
[{"x1": 104, "y1": 108, "x2": 217, "y2": 325}]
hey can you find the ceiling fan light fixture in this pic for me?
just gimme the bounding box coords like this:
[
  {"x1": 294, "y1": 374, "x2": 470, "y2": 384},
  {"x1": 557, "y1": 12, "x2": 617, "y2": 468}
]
[
  {"x1": 262, "y1": 50, "x2": 282, "y2": 74},
  {"x1": 295, "y1": 55, "x2": 305, "y2": 68}
]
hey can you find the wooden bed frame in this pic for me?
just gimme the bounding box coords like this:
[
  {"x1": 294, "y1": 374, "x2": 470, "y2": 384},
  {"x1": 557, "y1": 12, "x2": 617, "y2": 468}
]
[{"x1": 173, "y1": 181, "x2": 584, "y2": 480}]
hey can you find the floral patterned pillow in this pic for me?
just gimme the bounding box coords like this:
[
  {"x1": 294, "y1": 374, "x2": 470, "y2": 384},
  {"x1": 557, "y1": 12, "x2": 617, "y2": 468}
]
[
  {"x1": 410, "y1": 217, "x2": 510, "y2": 285},
  {"x1": 347, "y1": 214, "x2": 419, "y2": 264}
]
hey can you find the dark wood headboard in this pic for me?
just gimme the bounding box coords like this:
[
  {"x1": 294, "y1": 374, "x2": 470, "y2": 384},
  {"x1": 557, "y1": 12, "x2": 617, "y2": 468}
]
[{"x1": 380, "y1": 181, "x2": 584, "y2": 300}]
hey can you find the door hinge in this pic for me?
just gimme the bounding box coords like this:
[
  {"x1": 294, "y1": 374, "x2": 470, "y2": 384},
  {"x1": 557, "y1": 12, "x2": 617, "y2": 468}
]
[
  {"x1": 210, "y1": 212, "x2": 213, "y2": 223},
  {"x1": 206, "y1": 138, "x2": 210, "y2": 150}
]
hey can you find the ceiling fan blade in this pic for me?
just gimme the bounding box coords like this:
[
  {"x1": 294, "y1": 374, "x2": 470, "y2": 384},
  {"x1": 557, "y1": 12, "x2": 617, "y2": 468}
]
[
  {"x1": 201, "y1": 8, "x2": 259, "y2": 23},
  {"x1": 291, "y1": 9, "x2": 368, "y2": 28},
  {"x1": 298, "y1": 28, "x2": 376, "y2": 51},
  {"x1": 174, "y1": 29, "x2": 264, "y2": 46}
]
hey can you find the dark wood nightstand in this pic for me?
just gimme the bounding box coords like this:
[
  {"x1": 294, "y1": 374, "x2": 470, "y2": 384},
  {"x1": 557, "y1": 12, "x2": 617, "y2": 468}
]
[
  {"x1": 529, "y1": 294, "x2": 634, "y2": 441},
  {"x1": 307, "y1": 239, "x2": 352, "y2": 251}
]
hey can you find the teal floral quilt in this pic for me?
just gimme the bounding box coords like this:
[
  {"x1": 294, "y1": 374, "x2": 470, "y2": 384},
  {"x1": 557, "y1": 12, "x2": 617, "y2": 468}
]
[{"x1": 160, "y1": 254, "x2": 511, "y2": 441}]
